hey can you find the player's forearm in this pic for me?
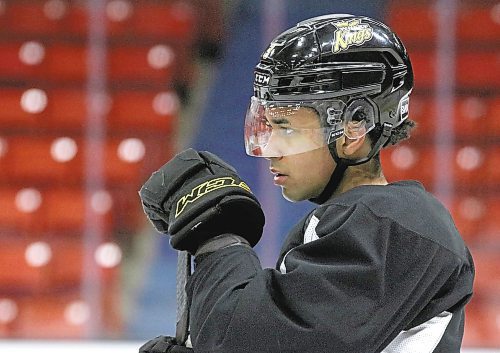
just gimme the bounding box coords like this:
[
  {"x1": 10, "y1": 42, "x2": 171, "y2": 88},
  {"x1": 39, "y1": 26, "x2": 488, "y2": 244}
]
[{"x1": 186, "y1": 245, "x2": 262, "y2": 352}]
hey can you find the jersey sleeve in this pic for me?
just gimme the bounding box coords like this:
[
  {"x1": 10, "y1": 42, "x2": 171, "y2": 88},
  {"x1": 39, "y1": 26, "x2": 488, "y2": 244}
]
[{"x1": 186, "y1": 203, "x2": 474, "y2": 353}]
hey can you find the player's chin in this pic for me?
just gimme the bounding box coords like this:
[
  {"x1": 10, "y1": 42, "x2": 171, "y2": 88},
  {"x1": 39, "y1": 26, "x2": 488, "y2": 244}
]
[{"x1": 281, "y1": 187, "x2": 308, "y2": 203}]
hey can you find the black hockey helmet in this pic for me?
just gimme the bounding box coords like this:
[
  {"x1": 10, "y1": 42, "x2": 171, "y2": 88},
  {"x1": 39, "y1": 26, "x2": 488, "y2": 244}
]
[{"x1": 244, "y1": 14, "x2": 413, "y2": 163}]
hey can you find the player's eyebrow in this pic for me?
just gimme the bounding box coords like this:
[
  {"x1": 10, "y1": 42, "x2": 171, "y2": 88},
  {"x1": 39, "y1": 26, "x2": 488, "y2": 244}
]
[{"x1": 270, "y1": 117, "x2": 291, "y2": 125}]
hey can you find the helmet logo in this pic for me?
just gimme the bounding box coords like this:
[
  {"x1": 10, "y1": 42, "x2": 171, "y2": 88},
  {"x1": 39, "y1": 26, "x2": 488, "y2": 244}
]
[
  {"x1": 332, "y1": 19, "x2": 373, "y2": 54},
  {"x1": 399, "y1": 96, "x2": 409, "y2": 121},
  {"x1": 255, "y1": 72, "x2": 271, "y2": 86}
]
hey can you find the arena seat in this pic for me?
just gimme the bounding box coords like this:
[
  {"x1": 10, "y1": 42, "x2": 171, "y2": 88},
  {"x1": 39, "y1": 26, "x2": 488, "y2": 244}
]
[
  {"x1": 128, "y1": 2, "x2": 196, "y2": 40},
  {"x1": 470, "y1": 248, "x2": 500, "y2": 296},
  {"x1": 0, "y1": 134, "x2": 150, "y2": 186},
  {"x1": 486, "y1": 97, "x2": 500, "y2": 136},
  {"x1": 108, "y1": 90, "x2": 178, "y2": 133},
  {"x1": 0, "y1": 239, "x2": 46, "y2": 292},
  {"x1": 45, "y1": 43, "x2": 87, "y2": 83},
  {"x1": 409, "y1": 95, "x2": 493, "y2": 139},
  {"x1": 463, "y1": 298, "x2": 500, "y2": 348},
  {"x1": 0, "y1": 88, "x2": 178, "y2": 134},
  {"x1": 453, "y1": 96, "x2": 491, "y2": 138},
  {"x1": 1, "y1": 2, "x2": 62, "y2": 36},
  {"x1": 0, "y1": 135, "x2": 83, "y2": 185},
  {"x1": 452, "y1": 144, "x2": 487, "y2": 188},
  {"x1": 386, "y1": 5, "x2": 436, "y2": 44},
  {"x1": 381, "y1": 144, "x2": 435, "y2": 188},
  {"x1": 0, "y1": 41, "x2": 44, "y2": 81},
  {"x1": 388, "y1": 3, "x2": 500, "y2": 44},
  {"x1": 457, "y1": 52, "x2": 500, "y2": 89},
  {"x1": 405, "y1": 95, "x2": 436, "y2": 139},
  {"x1": 0, "y1": 88, "x2": 44, "y2": 128},
  {"x1": 10, "y1": 286, "x2": 122, "y2": 339},
  {"x1": 484, "y1": 145, "x2": 500, "y2": 187},
  {"x1": 474, "y1": 197, "x2": 500, "y2": 245},
  {"x1": 457, "y1": 5, "x2": 500, "y2": 42},
  {"x1": 108, "y1": 45, "x2": 175, "y2": 84},
  {"x1": 448, "y1": 195, "x2": 487, "y2": 244},
  {"x1": 409, "y1": 51, "x2": 499, "y2": 90},
  {"x1": 0, "y1": 186, "x2": 113, "y2": 235}
]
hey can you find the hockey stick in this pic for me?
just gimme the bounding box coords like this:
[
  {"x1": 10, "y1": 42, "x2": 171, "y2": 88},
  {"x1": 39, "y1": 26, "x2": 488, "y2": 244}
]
[{"x1": 175, "y1": 250, "x2": 192, "y2": 346}]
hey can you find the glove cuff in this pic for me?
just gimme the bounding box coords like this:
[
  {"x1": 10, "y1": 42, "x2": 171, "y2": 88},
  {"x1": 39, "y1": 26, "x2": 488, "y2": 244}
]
[{"x1": 195, "y1": 234, "x2": 250, "y2": 257}]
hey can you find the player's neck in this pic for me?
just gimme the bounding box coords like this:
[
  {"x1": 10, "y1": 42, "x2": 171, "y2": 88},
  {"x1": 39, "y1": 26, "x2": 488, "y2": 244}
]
[{"x1": 335, "y1": 165, "x2": 388, "y2": 196}]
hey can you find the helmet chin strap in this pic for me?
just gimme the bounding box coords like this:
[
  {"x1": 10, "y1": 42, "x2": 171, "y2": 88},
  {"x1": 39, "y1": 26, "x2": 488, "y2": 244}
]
[{"x1": 309, "y1": 122, "x2": 393, "y2": 204}]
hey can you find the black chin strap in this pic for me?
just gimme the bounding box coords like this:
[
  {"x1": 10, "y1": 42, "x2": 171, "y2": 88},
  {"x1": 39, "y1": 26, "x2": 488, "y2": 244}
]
[
  {"x1": 309, "y1": 159, "x2": 348, "y2": 204},
  {"x1": 309, "y1": 123, "x2": 393, "y2": 205}
]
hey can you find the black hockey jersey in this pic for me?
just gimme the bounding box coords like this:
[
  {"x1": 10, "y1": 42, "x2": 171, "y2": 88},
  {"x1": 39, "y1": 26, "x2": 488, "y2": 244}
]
[{"x1": 187, "y1": 181, "x2": 474, "y2": 353}]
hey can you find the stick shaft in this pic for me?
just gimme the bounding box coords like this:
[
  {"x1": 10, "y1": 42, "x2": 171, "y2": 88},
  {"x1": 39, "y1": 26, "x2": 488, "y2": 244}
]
[{"x1": 175, "y1": 250, "x2": 191, "y2": 345}]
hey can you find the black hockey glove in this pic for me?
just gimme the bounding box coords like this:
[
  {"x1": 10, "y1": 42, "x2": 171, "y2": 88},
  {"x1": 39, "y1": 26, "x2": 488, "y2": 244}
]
[
  {"x1": 139, "y1": 148, "x2": 265, "y2": 253},
  {"x1": 139, "y1": 336, "x2": 192, "y2": 353}
]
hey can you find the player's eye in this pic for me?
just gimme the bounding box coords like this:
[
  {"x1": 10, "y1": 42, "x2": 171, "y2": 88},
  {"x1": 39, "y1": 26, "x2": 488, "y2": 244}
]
[{"x1": 279, "y1": 127, "x2": 295, "y2": 136}]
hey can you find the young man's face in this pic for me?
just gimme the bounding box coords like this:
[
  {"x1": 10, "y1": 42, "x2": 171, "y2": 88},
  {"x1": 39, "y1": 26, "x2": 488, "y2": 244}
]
[{"x1": 264, "y1": 107, "x2": 335, "y2": 202}]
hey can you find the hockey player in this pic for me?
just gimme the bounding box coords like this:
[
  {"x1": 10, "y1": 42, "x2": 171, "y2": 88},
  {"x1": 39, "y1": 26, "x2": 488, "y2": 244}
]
[{"x1": 139, "y1": 14, "x2": 474, "y2": 353}]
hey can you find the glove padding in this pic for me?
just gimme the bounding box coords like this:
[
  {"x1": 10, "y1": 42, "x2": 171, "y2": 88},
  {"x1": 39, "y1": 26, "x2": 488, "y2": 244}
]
[
  {"x1": 139, "y1": 336, "x2": 193, "y2": 353},
  {"x1": 139, "y1": 148, "x2": 265, "y2": 253}
]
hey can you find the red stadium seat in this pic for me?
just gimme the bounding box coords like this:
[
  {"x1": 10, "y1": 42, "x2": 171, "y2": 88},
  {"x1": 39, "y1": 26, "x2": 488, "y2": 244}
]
[
  {"x1": 0, "y1": 88, "x2": 178, "y2": 133},
  {"x1": 448, "y1": 195, "x2": 487, "y2": 244},
  {"x1": 463, "y1": 298, "x2": 500, "y2": 348},
  {"x1": 470, "y1": 248, "x2": 500, "y2": 296},
  {"x1": 0, "y1": 239, "x2": 46, "y2": 292},
  {"x1": 484, "y1": 145, "x2": 500, "y2": 187},
  {"x1": 108, "y1": 45, "x2": 175, "y2": 84},
  {"x1": 108, "y1": 90, "x2": 178, "y2": 133},
  {"x1": 386, "y1": 5, "x2": 436, "y2": 44},
  {"x1": 381, "y1": 143, "x2": 435, "y2": 188},
  {"x1": 474, "y1": 197, "x2": 500, "y2": 245},
  {"x1": 457, "y1": 5, "x2": 500, "y2": 42},
  {"x1": 453, "y1": 96, "x2": 490, "y2": 138},
  {"x1": 46, "y1": 88, "x2": 88, "y2": 131},
  {"x1": 486, "y1": 97, "x2": 500, "y2": 136},
  {"x1": 388, "y1": 3, "x2": 500, "y2": 44},
  {"x1": 43, "y1": 188, "x2": 113, "y2": 233},
  {"x1": 402, "y1": 50, "x2": 499, "y2": 90},
  {"x1": 0, "y1": 134, "x2": 151, "y2": 186},
  {"x1": 406, "y1": 95, "x2": 436, "y2": 139},
  {"x1": 128, "y1": 2, "x2": 196, "y2": 40},
  {"x1": 0, "y1": 135, "x2": 83, "y2": 185},
  {"x1": 0, "y1": 88, "x2": 44, "y2": 128},
  {"x1": 10, "y1": 286, "x2": 122, "y2": 338},
  {"x1": 2, "y1": 2, "x2": 62, "y2": 36},
  {"x1": 0, "y1": 41, "x2": 44, "y2": 81},
  {"x1": 452, "y1": 144, "x2": 487, "y2": 187},
  {"x1": 0, "y1": 186, "x2": 113, "y2": 234},
  {"x1": 457, "y1": 52, "x2": 500, "y2": 89},
  {"x1": 12, "y1": 292, "x2": 86, "y2": 338},
  {"x1": 45, "y1": 44, "x2": 87, "y2": 83},
  {"x1": 63, "y1": 1, "x2": 197, "y2": 40}
]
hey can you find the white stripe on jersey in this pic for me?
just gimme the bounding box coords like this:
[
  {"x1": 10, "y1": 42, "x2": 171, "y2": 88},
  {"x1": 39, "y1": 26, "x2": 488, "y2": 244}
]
[
  {"x1": 303, "y1": 215, "x2": 320, "y2": 244},
  {"x1": 382, "y1": 311, "x2": 453, "y2": 353},
  {"x1": 280, "y1": 215, "x2": 320, "y2": 274}
]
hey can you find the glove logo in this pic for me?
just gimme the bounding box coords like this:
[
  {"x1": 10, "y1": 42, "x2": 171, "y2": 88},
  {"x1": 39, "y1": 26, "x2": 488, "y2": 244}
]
[
  {"x1": 332, "y1": 19, "x2": 373, "y2": 54},
  {"x1": 175, "y1": 177, "x2": 252, "y2": 218}
]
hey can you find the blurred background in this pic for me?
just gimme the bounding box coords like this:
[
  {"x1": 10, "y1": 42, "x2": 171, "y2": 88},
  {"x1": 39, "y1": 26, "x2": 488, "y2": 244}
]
[{"x1": 0, "y1": 0, "x2": 499, "y2": 351}]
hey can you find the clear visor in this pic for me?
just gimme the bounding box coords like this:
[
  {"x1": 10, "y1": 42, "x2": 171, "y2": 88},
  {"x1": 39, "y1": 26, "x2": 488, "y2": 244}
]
[{"x1": 244, "y1": 96, "x2": 374, "y2": 157}]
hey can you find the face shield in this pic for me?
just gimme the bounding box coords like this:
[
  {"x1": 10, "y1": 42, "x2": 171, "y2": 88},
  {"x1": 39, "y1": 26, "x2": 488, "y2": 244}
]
[{"x1": 244, "y1": 96, "x2": 375, "y2": 158}]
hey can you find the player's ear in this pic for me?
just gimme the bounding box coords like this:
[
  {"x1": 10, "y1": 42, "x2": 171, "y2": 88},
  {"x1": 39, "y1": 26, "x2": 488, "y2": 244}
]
[{"x1": 341, "y1": 133, "x2": 367, "y2": 157}]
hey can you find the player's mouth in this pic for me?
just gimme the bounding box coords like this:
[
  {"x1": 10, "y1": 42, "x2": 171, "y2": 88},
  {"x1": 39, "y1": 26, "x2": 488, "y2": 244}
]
[{"x1": 270, "y1": 168, "x2": 288, "y2": 186}]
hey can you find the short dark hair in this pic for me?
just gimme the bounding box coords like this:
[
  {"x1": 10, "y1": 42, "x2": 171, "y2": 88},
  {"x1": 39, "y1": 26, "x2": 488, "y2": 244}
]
[
  {"x1": 369, "y1": 119, "x2": 417, "y2": 148},
  {"x1": 366, "y1": 119, "x2": 416, "y2": 175}
]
